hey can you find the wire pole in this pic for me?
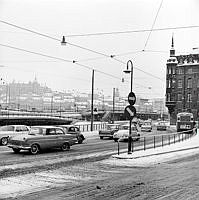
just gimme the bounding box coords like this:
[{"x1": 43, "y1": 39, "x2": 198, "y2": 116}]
[{"x1": 91, "y1": 69, "x2": 94, "y2": 131}]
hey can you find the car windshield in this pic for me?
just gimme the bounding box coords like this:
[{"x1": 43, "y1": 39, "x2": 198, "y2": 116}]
[
  {"x1": 120, "y1": 125, "x2": 137, "y2": 131},
  {"x1": 107, "y1": 125, "x2": 119, "y2": 130},
  {"x1": 143, "y1": 122, "x2": 151, "y2": 126},
  {"x1": 0, "y1": 126, "x2": 14, "y2": 131},
  {"x1": 158, "y1": 122, "x2": 166, "y2": 126}
]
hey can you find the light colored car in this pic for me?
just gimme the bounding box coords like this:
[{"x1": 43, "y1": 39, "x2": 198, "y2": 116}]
[
  {"x1": 57, "y1": 125, "x2": 85, "y2": 144},
  {"x1": 157, "y1": 121, "x2": 167, "y2": 131},
  {"x1": 141, "y1": 121, "x2": 152, "y2": 132},
  {"x1": 113, "y1": 124, "x2": 140, "y2": 142},
  {"x1": 7, "y1": 126, "x2": 77, "y2": 154},
  {"x1": 99, "y1": 123, "x2": 120, "y2": 139},
  {"x1": 0, "y1": 125, "x2": 30, "y2": 145}
]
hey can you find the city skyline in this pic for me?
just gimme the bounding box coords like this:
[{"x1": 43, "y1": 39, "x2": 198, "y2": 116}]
[{"x1": 0, "y1": 0, "x2": 199, "y2": 98}]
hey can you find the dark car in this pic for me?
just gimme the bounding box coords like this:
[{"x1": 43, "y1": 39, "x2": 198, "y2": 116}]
[
  {"x1": 57, "y1": 125, "x2": 85, "y2": 144},
  {"x1": 157, "y1": 121, "x2": 167, "y2": 131},
  {"x1": 7, "y1": 126, "x2": 77, "y2": 154},
  {"x1": 99, "y1": 123, "x2": 120, "y2": 139}
]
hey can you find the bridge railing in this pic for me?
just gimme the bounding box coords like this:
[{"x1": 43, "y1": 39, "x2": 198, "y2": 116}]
[{"x1": 117, "y1": 129, "x2": 197, "y2": 155}]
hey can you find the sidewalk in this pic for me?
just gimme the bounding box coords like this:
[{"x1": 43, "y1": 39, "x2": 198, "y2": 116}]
[{"x1": 112, "y1": 130, "x2": 199, "y2": 160}]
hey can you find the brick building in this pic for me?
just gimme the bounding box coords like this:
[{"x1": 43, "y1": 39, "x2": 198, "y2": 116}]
[{"x1": 166, "y1": 37, "x2": 199, "y2": 124}]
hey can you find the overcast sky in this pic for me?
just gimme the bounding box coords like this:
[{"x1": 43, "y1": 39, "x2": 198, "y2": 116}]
[{"x1": 0, "y1": 0, "x2": 199, "y2": 99}]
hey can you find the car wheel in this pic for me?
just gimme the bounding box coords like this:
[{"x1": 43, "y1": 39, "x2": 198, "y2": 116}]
[
  {"x1": 30, "y1": 144, "x2": 40, "y2": 155},
  {"x1": 100, "y1": 136, "x2": 103, "y2": 139},
  {"x1": 12, "y1": 148, "x2": 20, "y2": 153},
  {"x1": 1, "y1": 137, "x2": 8, "y2": 146},
  {"x1": 61, "y1": 143, "x2": 70, "y2": 151},
  {"x1": 78, "y1": 136, "x2": 84, "y2": 144}
]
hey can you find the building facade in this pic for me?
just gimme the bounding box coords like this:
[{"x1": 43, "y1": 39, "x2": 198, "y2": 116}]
[{"x1": 166, "y1": 37, "x2": 199, "y2": 124}]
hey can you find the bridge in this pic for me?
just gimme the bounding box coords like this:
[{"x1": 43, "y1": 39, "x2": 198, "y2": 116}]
[
  {"x1": 82, "y1": 110, "x2": 168, "y2": 122},
  {"x1": 0, "y1": 110, "x2": 74, "y2": 126}
]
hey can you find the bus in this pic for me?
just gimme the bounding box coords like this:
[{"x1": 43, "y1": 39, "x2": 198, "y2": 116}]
[{"x1": 176, "y1": 112, "x2": 194, "y2": 133}]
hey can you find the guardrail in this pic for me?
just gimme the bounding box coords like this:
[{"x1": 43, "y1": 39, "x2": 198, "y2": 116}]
[
  {"x1": 117, "y1": 129, "x2": 197, "y2": 155},
  {"x1": 75, "y1": 122, "x2": 107, "y2": 132}
]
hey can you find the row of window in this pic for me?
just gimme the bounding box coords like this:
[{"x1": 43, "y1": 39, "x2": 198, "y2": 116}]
[
  {"x1": 167, "y1": 93, "x2": 195, "y2": 102},
  {"x1": 167, "y1": 78, "x2": 199, "y2": 88},
  {"x1": 167, "y1": 67, "x2": 193, "y2": 75}
]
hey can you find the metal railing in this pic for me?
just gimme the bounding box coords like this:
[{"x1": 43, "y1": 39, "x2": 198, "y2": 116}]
[
  {"x1": 75, "y1": 122, "x2": 107, "y2": 132},
  {"x1": 117, "y1": 129, "x2": 197, "y2": 155}
]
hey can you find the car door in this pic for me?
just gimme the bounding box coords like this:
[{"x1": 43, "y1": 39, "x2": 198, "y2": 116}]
[
  {"x1": 55, "y1": 128, "x2": 66, "y2": 147},
  {"x1": 44, "y1": 128, "x2": 57, "y2": 148}
]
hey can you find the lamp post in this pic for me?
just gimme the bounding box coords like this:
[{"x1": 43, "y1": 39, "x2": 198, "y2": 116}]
[{"x1": 123, "y1": 60, "x2": 133, "y2": 154}]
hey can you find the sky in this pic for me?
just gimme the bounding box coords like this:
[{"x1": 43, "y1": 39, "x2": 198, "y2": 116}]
[{"x1": 0, "y1": 0, "x2": 199, "y2": 99}]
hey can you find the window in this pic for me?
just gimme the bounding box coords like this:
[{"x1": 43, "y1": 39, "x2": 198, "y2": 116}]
[
  {"x1": 187, "y1": 93, "x2": 192, "y2": 102},
  {"x1": 178, "y1": 68, "x2": 183, "y2": 74},
  {"x1": 178, "y1": 79, "x2": 182, "y2": 88},
  {"x1": 187, "y1": 68, "x2": 192, "y2": 74},
  {"x1": 197, "y1": 79, "x2": 199, "y2": 88},
  {"x1": 172, "y1": 79, "x2": 175, "y2": 88},
  {"x1": 56, "y1": 128, "x2": 64, "y2": 135},
  {"x1": 187, "y1": 78, "x2": 192, "y2": 88},
  {"x1": 168, "y1": 67, "x2": 172, "y2": 74},
  {"x1": 177, "y1": 93, "x2": 182, "y2": 101},
  {"x1": 167, "y1": 93, "x2": 171, "y2": 102}
]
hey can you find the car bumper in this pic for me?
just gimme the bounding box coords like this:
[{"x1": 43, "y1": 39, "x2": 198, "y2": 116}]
[{"x1": 7, "y1": 144, "x2": 31, "y2": 150}]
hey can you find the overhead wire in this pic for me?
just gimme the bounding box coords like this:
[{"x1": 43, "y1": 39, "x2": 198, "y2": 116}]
[
  {"x1": 0, "y1": 19, "x2": 166, "y2": 82},
  {"x1": 143, "y1": 0, "x2": 164, "y2": 51},
  {"x1": 112, "y1": 57, "x2": 164, "y2": 82}
]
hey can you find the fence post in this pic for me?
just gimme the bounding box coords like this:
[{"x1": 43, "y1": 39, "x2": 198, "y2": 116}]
[
  {"x1": 174, "y1": 134, "x2": 175, "y2": 143},
  {"x1": 162, "y1": 135, "x2": 163, "y2": 147},
  {"x1": 118, "y1": 141, "x2": 120, "y2": 155},
  {"x1": 154, "y1": 136, "x2": 155, "y2": 148},
  {"x1": 168, "y1": 135, "x2": 170, "y2": 145},
  {"x1": 144, "y1": 137, "x2": 146, "y2": 151},
  {"x1": 132, "y1": 140, "x2": 134, "y2": 152}
]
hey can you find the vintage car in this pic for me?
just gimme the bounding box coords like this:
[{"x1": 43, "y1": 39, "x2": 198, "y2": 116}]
[
  {"x1": 141, "y1": 121, "x2": 152, "y2": 132},
  {"x1": 0, "y1": 125, "x2": 30, "y2": 146},
  {"x1": 113, "y1": 124, "x2": 140, "y2": 142},
  {"x1": 157, "y1": 121, "x2": 167, "y2": 131},
  {"x1": 57, "y1": 125, "x2": 85, "y2": 144},
  {"x1": 7, "y1": 126, "x2": 77, "y2": 154},
  {"x1": 99, "y1": 123, "x2": 120, "y2": 139}
]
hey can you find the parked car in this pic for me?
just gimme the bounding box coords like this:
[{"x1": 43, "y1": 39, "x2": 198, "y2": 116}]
[
  {"x1": 57, "y1": 125, "x2": 85, "y2": 144},
  {"x1": 0, "y1": 125, "x2": 30, "y2": 145},
  {"x1": 99, "y1": 123, "x2": 120, "y2": 139},
  {"x1": 7, "y1": 126, "x2": 77, "y2": 154},
  {"x1": 141, "y1": 121, "x2": 152, "y2": 132},
  {"x1": 113, "y1": 124, "x2": 140, "y2": 142},
  {"x1": 157, "y1": 121, "x2": 167, "y2": 131}
]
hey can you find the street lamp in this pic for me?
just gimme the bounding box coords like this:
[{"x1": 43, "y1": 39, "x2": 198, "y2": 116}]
[{"x1": 123, "y1": 60, "x2": 133, "y2": 154}]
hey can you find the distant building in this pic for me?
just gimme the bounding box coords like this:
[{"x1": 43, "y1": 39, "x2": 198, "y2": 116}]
[{"x1": 166, "y1": 36, "x2": 199, "y2": 124}]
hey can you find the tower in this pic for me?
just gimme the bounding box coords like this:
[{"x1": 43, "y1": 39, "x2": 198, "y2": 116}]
[{"x1": 165, "y1": 35, "x2": 178, "y2": 124}]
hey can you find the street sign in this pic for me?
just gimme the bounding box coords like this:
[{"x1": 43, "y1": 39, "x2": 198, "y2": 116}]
[
  {"x1": 128, "y1": 92, "x2": 136, "y2": 105},
  {"x1": 124, "y1": 105, "x2": 136, "y2": 120}
]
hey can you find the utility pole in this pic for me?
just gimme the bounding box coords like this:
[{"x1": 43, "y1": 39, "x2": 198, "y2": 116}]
[
  {"x1": 112, "y1": 88, "x2": 115, "y2": 123},
  {"x1": 91, "y1": 70, "x2": 94, "y2": 131}
]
